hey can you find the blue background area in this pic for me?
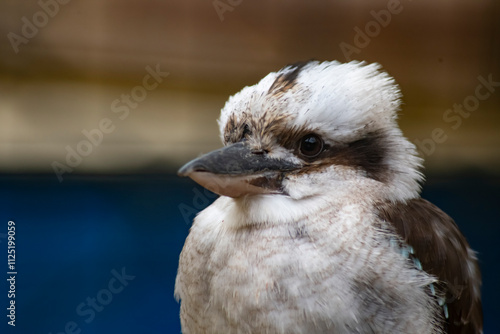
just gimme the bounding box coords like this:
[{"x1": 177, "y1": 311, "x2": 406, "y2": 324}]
[{"x1": 0, "y1": 173, "x2": 498, "y2": 334}]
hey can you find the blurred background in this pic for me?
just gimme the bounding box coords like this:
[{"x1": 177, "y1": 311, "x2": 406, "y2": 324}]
[{"x1": 0, "y1": 0, "x2": 499, "y2": 333}]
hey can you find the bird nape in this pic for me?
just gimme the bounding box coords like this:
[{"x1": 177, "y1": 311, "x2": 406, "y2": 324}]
[{"x1": 175, "y1": 60, "x2": 483, "y2": 334}]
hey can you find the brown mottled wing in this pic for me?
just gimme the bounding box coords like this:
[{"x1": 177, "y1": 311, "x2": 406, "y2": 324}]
[{"x1": 377, "y1": 198, "x2": 483, "y2": 334}]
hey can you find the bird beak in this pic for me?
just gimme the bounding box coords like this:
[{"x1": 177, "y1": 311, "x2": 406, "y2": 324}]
[{"x1": 178, "y1": 142, "x2": 300, "y2": 198}]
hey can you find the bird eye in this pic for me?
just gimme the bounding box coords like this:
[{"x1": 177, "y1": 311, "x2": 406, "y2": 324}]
[{"x1": 299, "y1": 134, "x2": 323, "y2": 158}]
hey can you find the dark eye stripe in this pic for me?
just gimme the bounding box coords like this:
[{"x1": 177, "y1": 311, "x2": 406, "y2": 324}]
[
  {"x1": 287, "y1": 130, "x2": 389, "y2": 182},
  {"x1": 227, "y1": 117, "x2": 389, "y2": 181}
]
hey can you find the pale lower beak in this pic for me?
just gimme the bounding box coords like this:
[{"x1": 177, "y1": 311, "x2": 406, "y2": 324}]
[{"x1": 178, "y1": 142, "x2": 299, "y2": 198}]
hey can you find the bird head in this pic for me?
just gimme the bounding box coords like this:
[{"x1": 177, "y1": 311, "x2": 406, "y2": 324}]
[{"x1": 178, "y1": 61, "x2": 423, "y2": 204}]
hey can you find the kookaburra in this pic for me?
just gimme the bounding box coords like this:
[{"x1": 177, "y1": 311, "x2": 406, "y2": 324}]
[{"x1": 175, "y1": 60, "x2": 482, "y2": 333}]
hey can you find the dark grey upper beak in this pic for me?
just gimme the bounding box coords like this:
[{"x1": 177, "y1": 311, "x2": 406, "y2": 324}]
[
  {"x1": 178, "y1": 142, "x2": 300, "y2": 197},
  {"x1": 178, "y1": 142, "x2": 298, "y2": 176}
]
